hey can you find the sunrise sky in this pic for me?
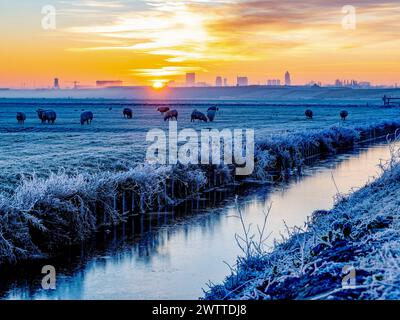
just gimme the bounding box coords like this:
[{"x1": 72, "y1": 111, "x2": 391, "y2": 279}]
[{"x1": 1, "y1": 0, "x2": 399, "y2": 88}]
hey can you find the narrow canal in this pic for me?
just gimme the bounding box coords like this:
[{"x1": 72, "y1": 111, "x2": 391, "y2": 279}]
[{"x1": 0, "y1": 142, "x2": 392, "y2": 300}]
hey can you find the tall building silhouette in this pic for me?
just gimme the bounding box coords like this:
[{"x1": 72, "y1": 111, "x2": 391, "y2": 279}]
[
  {"x1": 215, "y1": 76, "x2": 222, "y2": 87},
  {"x1": 186, "y1": 73, "x2": 196, "y2": 86},
  {"x1": 54, "y1": 78, "x2": 60, "y2": 89},
  {"x1": 237, "y1": 76, "x2": 248, "y2": 86},
  {"x1": 285, "y1": 71, "x2": 291, "y2": 86}
]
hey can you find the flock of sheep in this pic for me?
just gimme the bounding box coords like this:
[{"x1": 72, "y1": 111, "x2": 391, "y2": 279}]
[
  {"x1": 13, "y1": 106, "x2": 348, "y2": 125},
  {"x1": 305, "y1": 109, "x2": 349, "y2": 121},
  {"x1": 13, "y1": 106, "x2": 220, "y2": 125},
  {"x1": 157, "y1": 106, "x2": 219, "y2": 122}
]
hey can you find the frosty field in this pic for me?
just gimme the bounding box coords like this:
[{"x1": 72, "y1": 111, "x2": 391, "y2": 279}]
[
  {"x1": 0, "y1": 98, "x2": 398, "y2": 193},
  {"x1": 0, "y1": 138, "x2": 394, "y2": 299},
  {"x1": 1, "y1": 97, "x2": 400, "y2": 299}
]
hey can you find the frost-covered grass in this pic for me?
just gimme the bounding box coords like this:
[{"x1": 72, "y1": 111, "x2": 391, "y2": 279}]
[
  {"x1": 1, "y1": 99, "x2": 400, "y2": 193},
  {"x1": 0, "y1": 164, "x2": 208, "y2": 265},
  {"x1": 204, "y1": 141, "x2": 400, "y2": 300},
  {"x1": 252, "y1": 119, "x2": 400, "y2": 179},
  {"x1": 1, "y1": 117, "x2": 400, "y2": 265},
  {"x1": 0, "y1": 171, "x2": 118, "y2": 264}
]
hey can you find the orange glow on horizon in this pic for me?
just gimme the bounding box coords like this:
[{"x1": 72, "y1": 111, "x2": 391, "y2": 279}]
[{"x1": 1, "y1": 1, "x2": 400, "y2": 88}]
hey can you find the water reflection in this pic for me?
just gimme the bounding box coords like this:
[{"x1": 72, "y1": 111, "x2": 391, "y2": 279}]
[{"x1": 0, "y1": 143, "x2": 390, "y2": 300}]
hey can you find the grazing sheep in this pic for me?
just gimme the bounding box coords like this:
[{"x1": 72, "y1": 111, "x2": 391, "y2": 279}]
[
  {"x1": 207, "y1": 106, "x2": 219, "y2": 112},
  {"x1": 157, "y1": 106, "x2": 170, "y2": 114},
  {"x1": 207, "y1": 106, "x2": 219, "y2": 122},
  {"x1": 340, "y1": 110, "x2": 349, "y2": 121},
  {"x1": 16, "y1": 112, "x2": 26, "y2": 124},
  {"x1": 37, "y1": 109, "x2": 57, "y2": 124},
  {"x1": 191, "y1": 110, "x2": 208, "y2": 122},
  {"x1": 305, "y1": 109, "x2": 313, "y2": 120},
  {"x1": 80, "y1": 111, "x2": 93, "y2": 125},
  {"x1": 207, "y1": 109, "x2": 217, "y2": 122},
  {"x1": 123, "y1": 107, "x2": 133, "y2": 119},
  {"x1": 164, "y1": 109, "x2": 178, "y2": 121}
]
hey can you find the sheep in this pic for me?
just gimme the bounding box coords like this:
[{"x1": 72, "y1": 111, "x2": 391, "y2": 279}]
[
  {"x1": 37, "y1": 109, "x2": 57, "y2": 124},
  {"x1": 191, "y1": 110, "x2": 208, "y2": 122},
  {"x1": 16, "y1": 112, "x2": 26, "y2": 124},
  {"x1": 305, "y1": 109, "x2": 313, "y2": 120},
  {"x1": 206, "y1": 106, "x2": 219, "y2": 122},
  {"x1": 340, "y1": 110, "x2": 349, "y2": 121},
  {"x1": 157, "y1": 106, "x2": 170, "y2": 114},
  {"x1": 123, "y1": 108, "x2": 133, "y2": 119},
  {"x1": 80, "y1": 111, "x2": 93, "y2": 125},
  {"x1": 207, "y1": 106, "x2": 219, "y2": 112},
  {"x1": 207, "y1": 109, "x2": 217, "y2": 122},
  {"x1": 164, "y1": 109, "x2": 178, "y2": 121}
]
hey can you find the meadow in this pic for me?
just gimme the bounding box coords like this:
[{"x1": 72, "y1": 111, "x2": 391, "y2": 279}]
[
  {"x1": 1, "y1": 98, "x2": 398, "y2": 193},
  {"x1": 1, "y1": 97, "x2": 400, "y2": 266}
]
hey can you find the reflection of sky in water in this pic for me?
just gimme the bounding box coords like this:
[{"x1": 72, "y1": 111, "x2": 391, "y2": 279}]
[{"x1": 3, "y1": 144, "x2": 391, "y2": 300}]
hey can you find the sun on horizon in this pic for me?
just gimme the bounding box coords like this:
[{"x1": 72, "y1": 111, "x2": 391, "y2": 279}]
[
  {"x1": 152, "y1": 81, "x2": 166, "y2": 90},
  {"x1": 1, "y1": 1, "x2": 400, "y2": 88}
]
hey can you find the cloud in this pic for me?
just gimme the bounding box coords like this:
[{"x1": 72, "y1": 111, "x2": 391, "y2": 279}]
[
  {"x1": 59, "y1": 0, "x2": 125, "y2": 9},
  {"x1": 133, "y1": 66, "x2": 204, "y2": 77},
  {"x1": 58, "y1": 0, "x2": 400, "y2": 82},
  {"x1": 63, "y1": 0, "x2": 213, "y2": 61}
]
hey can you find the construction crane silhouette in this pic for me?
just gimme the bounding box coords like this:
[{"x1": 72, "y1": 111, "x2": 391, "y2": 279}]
[{"x1": 66, "y1": 81, "x2": 80, "y2": 89}]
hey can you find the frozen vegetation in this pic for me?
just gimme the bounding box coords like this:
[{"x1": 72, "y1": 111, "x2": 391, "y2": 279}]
[
  {"x1": 1, "y1": 98, "x2": 400, "y2": 265},
  {"x1": 0, "y1": 118, "x2": 400, "y2": 265},
  {"x1": 204, "y1": 141, "x2": 400, "y2": 300},
  {"x1": 251, "y1": 120, "x2": 400, "y2": 179},
  {"x1": 0, "y1": 164, "x2": 209, "y2": 264},
  {"x1": 1, "y1": 99, "x2": 400, "y2": 193}
]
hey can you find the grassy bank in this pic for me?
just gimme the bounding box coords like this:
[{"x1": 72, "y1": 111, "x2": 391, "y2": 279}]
[
  {"x1": 252, "y1": 120, "x2": 400, "y2": 179},
  {"x1": 0, "y1": 165, "x2": 208, "y2": 264},
  {"x1": 204, "y1": 143, "x2": 400, "y2": 300},
  {"x1": 1, "y1": 119, "x2": 400, "y2": 265}
]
